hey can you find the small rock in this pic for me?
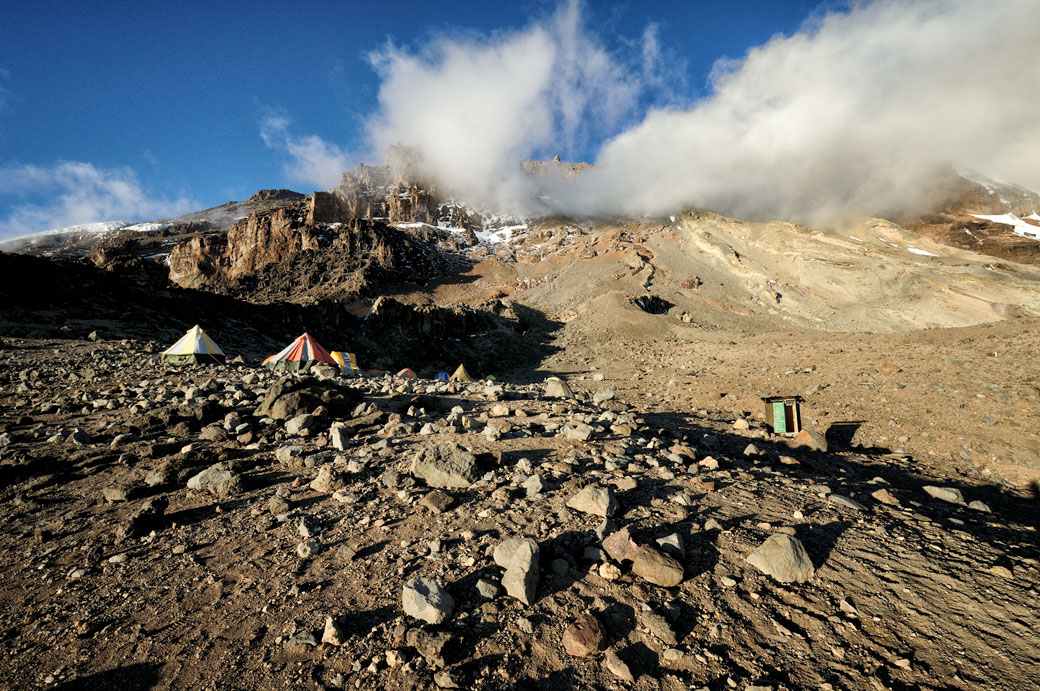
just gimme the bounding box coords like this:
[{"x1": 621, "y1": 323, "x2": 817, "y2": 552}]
[
  {"x1": 602, "y1": 527, "x2": 639, "y2": 562},
  {"x1": 698, "y1": 456, "x2": 719, "y2": 470},
  {"x1": 433, "y1": 670, "x2": 459, "y2": 689},
  {"x1": 746, "y1": 534, "x2": 814, "y2": 583},
  {"x1": 411, "y1": 442, "x2": 479, "y2": 489},
  {"x1": 102, "y1": 486, "x2": 128, "y2": 503},
  {"x1": 563, "y1": 423, "x2": 595, "y2": 442},
  {"x1": 638, "y1": 608, "x2": 678, "y2": 645},
  {"x1": 604, "y1": 650, "x2": 634, "y2": 682},
  {"x1": 968, "y1": 500, "x2": 991, "y2": 513},
  {"x1": 544, "y1": 379, "x2": 574, "y2": 399},
  {"x1": 418, "y1": 489, "x2": 455, "y2": 513},
  {"x1": 656, "y1": 533, "x2": 684, "y2": 558},
  {"x1": 632, "y1": 545, "x2": 684, "y2": 587},
  {"x1": 285, "y1": 413, "x2": 315, "y2": 436},
  {"x1": 792, "y1": 428, "x2": 828, "y2": 452},
  {"x1": 522, "y1": 474, "x2": 551, "y2": 497},
  {"x1": 268, "y1": 495, "x2": 290, "y2": 516},
  {"x1": 310, "y1": 466, "x2": 345, "y2": 494},
  {"x1": 989, "y1": 565, "x2": 1014, "y2": 580},
  {"x1": 562, "y1": 614, "x2": 605, "y2": 657},
  {"x1": 297, "y1": 540, "x2": 320, "y2": 558},
  {"x1": 828, "y1": 494, "x2": 866, "y2": 511},
  {"x1": 493, "y1": 537, "x2": 540, "y2": 605},
  {"x1": 402, "y1": 577, "x2": 454, "y2": 625},
  {"x1": 322, "y1": 616, "x2": 345, "y2": 646},
  {"x1": 923, "y1": 486, "x2": 965, "y2": 505},
  {"x1": 567, "y1": 485, "x2": 618, "y2": 517},
  {"x1": 275, "y1": 445, "x2": 306, "y2": 466},
  {"x1": 871, "y1": 488, "x2": 899, "y2": 506},
  {"x1": 186, "y1": 463, "x2": 241, "y2": 499},
  {"x1": 475, "y1": 579, "x2": 499, "y2": 599},
  {"x1": 284, "y1": 631, "x2": 318, "y2": 651}
]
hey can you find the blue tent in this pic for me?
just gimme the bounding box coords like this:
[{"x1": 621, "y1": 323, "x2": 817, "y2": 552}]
[{"x1": 434, "y1": 371, "x2": 450, "y2": 382}]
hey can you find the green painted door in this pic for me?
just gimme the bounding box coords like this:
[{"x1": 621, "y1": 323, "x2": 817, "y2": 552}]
[{"x1": 772, "y1": 402, "x2": 787, "y2": 433}]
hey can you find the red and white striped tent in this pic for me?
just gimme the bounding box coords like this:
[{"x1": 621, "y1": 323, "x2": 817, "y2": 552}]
[{"x1": 262, "y1": 333, "x2": 337, "y2": 372}]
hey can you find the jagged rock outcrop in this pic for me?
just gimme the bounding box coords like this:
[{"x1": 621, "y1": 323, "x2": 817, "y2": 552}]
[{"x1": 168, "y1": 213, "x2": 462, "y2": 302}]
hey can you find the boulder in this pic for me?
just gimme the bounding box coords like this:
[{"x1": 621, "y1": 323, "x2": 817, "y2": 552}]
[{"x1": 256, "y1": 378, "x2": 360, "y2": 421}]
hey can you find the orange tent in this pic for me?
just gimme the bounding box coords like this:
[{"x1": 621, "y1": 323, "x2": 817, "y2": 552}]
[{"x1": 262, "y1": 333, "x2": 337, "y2": 371}]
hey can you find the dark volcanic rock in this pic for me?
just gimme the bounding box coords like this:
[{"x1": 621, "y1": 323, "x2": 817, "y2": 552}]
[{"x1": 256, "y1": 379, "x2": 361, "y2": 421}]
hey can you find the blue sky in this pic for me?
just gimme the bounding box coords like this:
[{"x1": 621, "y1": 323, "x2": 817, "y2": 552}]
[
  {"x1": 0, "y1": 1, "x2": 821, "y2": 235},
  {"x1": 4, "y1": 1, "x2": 1035, "y2": 235}
]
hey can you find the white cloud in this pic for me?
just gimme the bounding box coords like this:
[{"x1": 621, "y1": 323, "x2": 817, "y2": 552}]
[
  {"x1": 260, "y1": 115, "x2": 352, "y2": 189},
  {"x1": 0, "y1": 161, "x2": 194, "y2": 238},
  {"x1": 364, "y1": 0, "x2": 647, "y2": 210},
  {"x1": 359, "y1": 0, "x2": 1040, "y2": 224},
  {"x1": 573, "y1": 0, "x2": 1040, "y2": 222}
]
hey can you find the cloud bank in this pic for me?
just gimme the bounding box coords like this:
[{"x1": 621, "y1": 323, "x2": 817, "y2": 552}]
[
  {"x1": 362, "y1": 0, "x2": 1040, "y2": 224},
  {"x1": 0, "y1": 161, "x2": 194, "y2": 238},
  {"x1": 363, "y1": 0, "x2": 668, "y2": 212}
]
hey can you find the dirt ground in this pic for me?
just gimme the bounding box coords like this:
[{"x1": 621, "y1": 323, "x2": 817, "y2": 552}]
[
  {"x1": 0, "y1": 328, "x2": 1036, "y2": 690},
  {"x1": 1, "y1": 209, "x2": 1038, "y2": 690}
]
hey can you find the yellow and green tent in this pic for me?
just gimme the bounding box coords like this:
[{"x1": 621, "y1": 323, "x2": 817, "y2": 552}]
[
  {"x1": 449, "y1": 364, "x2": 475, "y2": 382},
  {"x1": 161, "y1": 325, "x2": 225, "y2": 365}
]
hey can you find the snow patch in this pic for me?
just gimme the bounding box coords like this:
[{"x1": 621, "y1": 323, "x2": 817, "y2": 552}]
[
  {"x1": 970, "y1": 213, "x2": 1040, "y2": 240},
  {"x1": 1, "y1": 221, "x2": 131, "y2": 246},
  {"x1": 907, "y1": 246, "x2": 937, "y2": 256},
  {"x1": 476, "y1": 224, "x2": 527, "y2": 244},
  {"x1": 124, "y1": 222, "x2": 170, "y2": 233}
]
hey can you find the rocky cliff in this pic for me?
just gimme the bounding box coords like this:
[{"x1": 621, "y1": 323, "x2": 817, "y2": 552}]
[{"x1": 167, "y1": 211, "x2": 463, "y2": 304}]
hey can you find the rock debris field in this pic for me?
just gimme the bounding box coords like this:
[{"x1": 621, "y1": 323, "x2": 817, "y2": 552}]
[{"x1": 0, "y1": 337, "x2": 1037, "y2": 690}]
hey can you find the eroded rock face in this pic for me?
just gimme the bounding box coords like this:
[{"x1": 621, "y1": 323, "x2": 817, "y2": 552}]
[{"x1": 168, "y1": 209, "x2": 455, "y2": 300}]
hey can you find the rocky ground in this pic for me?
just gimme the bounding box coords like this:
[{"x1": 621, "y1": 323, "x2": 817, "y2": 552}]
[
  {"x1": 0, "y1": 335, "x2": 1036, "y2": 690},
  {"x1": 2, "y1": 163, "x2": 1039, "y2": 690}
]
